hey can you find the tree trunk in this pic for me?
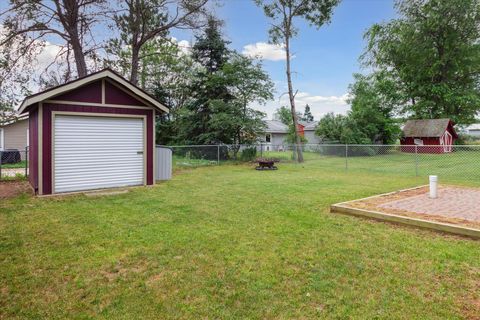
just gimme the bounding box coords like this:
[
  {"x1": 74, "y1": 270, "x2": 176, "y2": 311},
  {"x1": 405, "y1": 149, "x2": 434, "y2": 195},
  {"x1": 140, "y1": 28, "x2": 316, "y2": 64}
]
[
  {"x1": 55, "y1": 0, "x2": 88, "y2": 77},
  {"x1": 70, "y1": 31, "x2": 87, "y2": 77},
  {"x1": 284, "y1": 34, "x2": 304, "y2": 162},
  {"x1": 130, "y1": 45, "x2": 140, "y2": 85}
]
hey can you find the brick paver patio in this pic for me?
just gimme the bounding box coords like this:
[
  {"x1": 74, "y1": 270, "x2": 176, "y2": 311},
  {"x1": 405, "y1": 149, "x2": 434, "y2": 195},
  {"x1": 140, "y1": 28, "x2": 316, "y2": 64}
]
[{"x1": 379, "y1": 187, "x2": 480, "y2": 222}]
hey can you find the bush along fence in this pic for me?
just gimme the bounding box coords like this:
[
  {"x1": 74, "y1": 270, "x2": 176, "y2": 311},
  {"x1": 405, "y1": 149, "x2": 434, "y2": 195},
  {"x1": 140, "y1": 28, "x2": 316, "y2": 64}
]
[
  {"x1": 0, "y1": 147, "x2": 28, "y2": 181},
  {"x1": 169, "y1": 144, "x2": 480, "y2": 184}
]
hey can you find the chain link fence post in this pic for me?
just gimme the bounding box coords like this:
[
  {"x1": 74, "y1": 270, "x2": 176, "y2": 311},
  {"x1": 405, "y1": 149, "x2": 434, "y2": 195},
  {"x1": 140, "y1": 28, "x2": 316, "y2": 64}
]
[
  {"x1": 25, "y1": 146, "x2": 28, "y2": 178},
  {"x1": 345, "y1": 144, "x2": 348, "y2": 171},
  {"x1": 155, "y1": 143, "x2": 479, "y2": 184},
  {"x1": 415, "y1": 145, "x2": 419, "y2": 176}
]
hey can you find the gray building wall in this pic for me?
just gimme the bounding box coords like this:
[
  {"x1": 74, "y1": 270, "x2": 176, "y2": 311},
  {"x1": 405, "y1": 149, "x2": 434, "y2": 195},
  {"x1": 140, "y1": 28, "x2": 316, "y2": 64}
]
[
  {"x1": 1, "y1": 118, "x2": 28, "y2": 159},
  {"x1": 304, "y1": 130, "x2": 320, "y2": 144},
  {"x1": 467, "y1": 129, "x2": 480, "y2": 137},
  {"x1": 271, "y1": 133, "x2": 287, "y2": 145},
  {"x1": 262, "y1": 131, "x2": 321, "y2": 150},
  {"x1": 261, "y1": 133, "x2": 288, "y2": 151}
]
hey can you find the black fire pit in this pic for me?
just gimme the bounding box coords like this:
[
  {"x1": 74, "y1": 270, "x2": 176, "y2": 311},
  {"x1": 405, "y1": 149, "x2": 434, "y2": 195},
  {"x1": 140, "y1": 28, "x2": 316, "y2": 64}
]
[{"x1": 255, "y1": 158, "x2": 279, "y2": 170}]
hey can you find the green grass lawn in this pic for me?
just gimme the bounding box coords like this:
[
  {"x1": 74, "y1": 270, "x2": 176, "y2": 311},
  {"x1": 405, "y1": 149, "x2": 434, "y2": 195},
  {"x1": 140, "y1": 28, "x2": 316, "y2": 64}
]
[
  {"x1": 1, "y1": 160, "x2": 27, "y2": 169},
  {"x1": 1, "y1": 162, "x2": 479, "y2": 319},
  {"x1": 174, "y1": 148, "x2": 480, "y2": 185},
  {"x1": 173, "y1": 155, "x2": 218, "y2": 168}
]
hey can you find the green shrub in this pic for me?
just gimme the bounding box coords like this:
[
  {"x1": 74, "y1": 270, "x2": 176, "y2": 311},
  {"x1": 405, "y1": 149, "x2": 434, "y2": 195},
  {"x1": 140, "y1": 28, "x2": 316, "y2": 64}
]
[
  {"x1": 240, "y1": 147, "x2": 257, "y2": 161},
  {"x1": 1, "y1": 173, "x2": 27, "y2": 181}
]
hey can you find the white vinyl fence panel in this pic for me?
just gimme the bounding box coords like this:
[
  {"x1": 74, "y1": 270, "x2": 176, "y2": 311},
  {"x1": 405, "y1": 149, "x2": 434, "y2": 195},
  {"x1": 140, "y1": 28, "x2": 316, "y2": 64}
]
[{"x1": 54, "y1": 115, "x2": 144, "y2": 193}]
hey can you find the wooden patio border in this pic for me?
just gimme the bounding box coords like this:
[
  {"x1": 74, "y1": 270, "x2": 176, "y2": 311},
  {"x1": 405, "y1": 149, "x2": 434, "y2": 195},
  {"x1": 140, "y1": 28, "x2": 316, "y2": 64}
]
[{"x1": 330, "y1": 185, "x2": 480, "y2": 239}]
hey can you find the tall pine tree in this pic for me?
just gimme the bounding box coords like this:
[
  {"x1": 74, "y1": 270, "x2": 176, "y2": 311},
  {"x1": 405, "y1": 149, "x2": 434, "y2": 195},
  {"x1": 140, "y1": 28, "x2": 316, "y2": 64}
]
[
  {"x1": 302, "y1": 104, "x2": 314, "y2": 122},
  {"x1": 178, "y1": 17, "x2": 233, "y2": 144},
  {"x1": 177, "y1": 17, "x2": 272, "y2": 146}
]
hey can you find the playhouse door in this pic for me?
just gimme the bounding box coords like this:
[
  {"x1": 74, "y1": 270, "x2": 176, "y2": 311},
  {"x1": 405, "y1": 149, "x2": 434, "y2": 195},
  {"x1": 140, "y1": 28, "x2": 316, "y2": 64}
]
[{"x1": 442, "y1": 131, "x2": 453, "y2": 153}]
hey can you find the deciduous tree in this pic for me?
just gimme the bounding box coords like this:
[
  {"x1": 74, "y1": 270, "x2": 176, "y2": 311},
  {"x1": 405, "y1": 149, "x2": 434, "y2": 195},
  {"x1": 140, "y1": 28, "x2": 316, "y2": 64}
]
[
  {"x1": 347, "y1": 73, "x2": 401, "y2": 144},
  {"x1": 224, "y1": 53, "x2": 274, "y2": 146},
  {"x1": 109, "y1": 0, "x2": 208, "y2": 85},
  {"x1": 316, "y1": 73, "x2": 401, "y2": 144},
  {"x1": 255, "y1": 0, "x2": 340, "y2": 162},
  {"x1": 315, "y1": 112, "x2": 350, "y2": 143},
  {"x1": 1, "y1": 0, "x2": 106, "y2": 79},
  {"x1": 275, "y1": 106, "x2": 296, "y2": 125},
  {"x1": 363, "y1": 0, "x2": 480, "y2": 124}
]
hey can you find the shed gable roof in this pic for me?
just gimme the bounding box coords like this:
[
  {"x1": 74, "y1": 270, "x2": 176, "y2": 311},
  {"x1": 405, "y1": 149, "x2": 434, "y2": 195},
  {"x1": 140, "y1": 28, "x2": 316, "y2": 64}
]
[
  {"x1": 265, "y1": 120, "x2": 288, "y2": 133},
  {"x1": 302, "y1": 121, "x2": 318, "y2": 131},
  {"x1": 18, "y1": 68, "x2": 168, "y2": 114},
  {"x1": 402, "y1": 119, "x2": 453, "y2": 137},
  {"x1": 265, "y1": 120, "x2": 317, "y2": 133},
  {"x1": 0, "y1": 114, "x2": 28, "y2": 127}
]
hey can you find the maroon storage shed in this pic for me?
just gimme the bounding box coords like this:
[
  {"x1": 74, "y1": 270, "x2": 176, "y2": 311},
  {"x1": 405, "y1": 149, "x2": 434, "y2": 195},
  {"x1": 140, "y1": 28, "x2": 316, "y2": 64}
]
[
  {"x1": 18, "y1": 69, "x2": 168, "y2": 195},
  {"x1": 400, "y1": 119, "x2": 458, "y2": 154}
]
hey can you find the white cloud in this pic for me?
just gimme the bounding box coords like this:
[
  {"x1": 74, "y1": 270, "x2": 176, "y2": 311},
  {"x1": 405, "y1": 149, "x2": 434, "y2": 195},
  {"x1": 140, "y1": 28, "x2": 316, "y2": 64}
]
[
  {"x1": 171, "y1": 37, "x2": 191, "y2": 55},
  {"x1": 1, "y1": 33, "x2": 102, "y2": 107},
  {"x1": 242, "y1": 42, "x2": 287, "y2": 61},
  {"x1": 177, "y1": 40, "x2": 191, "y2": 54},
  {"x1": 297, "y1": 93, "x2": 350, "y2": 107},
  {"x1": 35, "y1": 41, "x2": 63, "y2": 69},
  {"x1": 0, "y1": 31, "x2": 66, "y2": 106},
  {"x1": 253, "y1": 91, "x2": 350, "y2": 120},
  {"x1": 282, "y1": 92, "x2": 350, "y2": 119}
]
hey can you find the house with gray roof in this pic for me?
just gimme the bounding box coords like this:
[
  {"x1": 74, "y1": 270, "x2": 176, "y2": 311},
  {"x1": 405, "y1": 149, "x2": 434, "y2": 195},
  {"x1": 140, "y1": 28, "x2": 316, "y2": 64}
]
[
  {"x1": 299, "y1": 121, "x2": 320, "y2": 145},
  {"x1": 260, "y1": 120, "x2": 320, "y2": 151},
  {"x1": 0, "y1": 116, "x2": 29, "y2": 160},
  {"x1": 462, "y1": 123, "x2": 480, "y2": 137}
]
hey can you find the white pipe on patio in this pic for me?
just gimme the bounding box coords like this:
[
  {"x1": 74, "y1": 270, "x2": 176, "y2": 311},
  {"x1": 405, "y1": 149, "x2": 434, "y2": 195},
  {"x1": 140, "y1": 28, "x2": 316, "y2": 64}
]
[{"x1": 429, "y1": 175, "x2": 438, "y2": 199}]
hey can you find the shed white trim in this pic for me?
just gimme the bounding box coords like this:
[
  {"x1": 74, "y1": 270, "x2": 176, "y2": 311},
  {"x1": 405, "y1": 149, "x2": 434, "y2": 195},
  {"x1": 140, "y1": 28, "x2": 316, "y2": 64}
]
[
  {"x1": 44, "y1": 100, "x2": 154, "y2": 110},
  {"x1": 18, "y1": 69, "x2": 169, "y2": 114}
]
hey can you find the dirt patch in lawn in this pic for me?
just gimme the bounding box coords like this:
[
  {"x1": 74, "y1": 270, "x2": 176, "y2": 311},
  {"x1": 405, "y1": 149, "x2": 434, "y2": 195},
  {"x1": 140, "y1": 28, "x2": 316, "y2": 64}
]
[
  {"x1": 0, "y1": 180, "x2": 33, "y2": 199},
  {"x1": 345, "y1": 185, "x2": 480, "y2": 230},
  {"x1": 459, "y1": 268, "x2": 480, "y2": 320}
]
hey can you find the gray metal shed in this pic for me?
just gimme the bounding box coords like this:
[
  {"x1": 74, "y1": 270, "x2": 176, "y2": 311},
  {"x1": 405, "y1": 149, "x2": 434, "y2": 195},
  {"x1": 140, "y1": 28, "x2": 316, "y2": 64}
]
[{"x1": 156, "y1": 146, "x2": 172, "y2": 181}]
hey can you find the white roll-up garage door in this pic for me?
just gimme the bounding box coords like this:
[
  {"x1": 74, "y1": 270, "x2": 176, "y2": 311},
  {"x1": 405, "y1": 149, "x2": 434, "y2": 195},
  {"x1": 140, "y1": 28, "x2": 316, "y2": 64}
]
[{"x1": 54, "y1": 115, "x2": 144, "y2": 193}]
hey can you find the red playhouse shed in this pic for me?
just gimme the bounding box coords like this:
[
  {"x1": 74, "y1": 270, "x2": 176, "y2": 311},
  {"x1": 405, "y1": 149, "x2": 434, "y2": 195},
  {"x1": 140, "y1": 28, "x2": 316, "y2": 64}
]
[
  {"x1": 18, "y1": 69, "x2": 168, "y2": 195},
  {"x1": 400, "y1": 119, "x2": 457, "y2": 154}
]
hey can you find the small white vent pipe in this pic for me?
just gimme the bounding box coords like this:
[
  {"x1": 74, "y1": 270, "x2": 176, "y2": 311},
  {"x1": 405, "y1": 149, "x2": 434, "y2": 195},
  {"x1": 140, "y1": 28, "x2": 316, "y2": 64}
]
[{"x1": 429, "y1": 175, "x2": 438, "y2": 199}]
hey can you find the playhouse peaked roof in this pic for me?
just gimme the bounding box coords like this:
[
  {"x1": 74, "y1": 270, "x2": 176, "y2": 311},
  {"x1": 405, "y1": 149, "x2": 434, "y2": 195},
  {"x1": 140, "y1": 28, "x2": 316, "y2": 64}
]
[{"x1": 402, "y1": 119, "x2": 454, "y2": 137}]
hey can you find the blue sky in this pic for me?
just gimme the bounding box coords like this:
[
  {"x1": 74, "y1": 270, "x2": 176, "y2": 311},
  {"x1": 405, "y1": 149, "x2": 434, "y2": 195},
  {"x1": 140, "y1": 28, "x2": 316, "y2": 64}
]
[
  {"x1": 1, "y1": 0, "x2": 397, "y2": 117},
  {"x1": 174, "y1": 0, "x2": 397, "y2": 119}
]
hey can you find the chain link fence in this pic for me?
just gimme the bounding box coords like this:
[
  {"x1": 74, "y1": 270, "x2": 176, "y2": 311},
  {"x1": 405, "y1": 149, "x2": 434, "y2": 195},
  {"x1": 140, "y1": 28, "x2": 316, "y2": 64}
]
[
  {"x1": 169, "y1": 144, "x2": 480, "y2": 184},
  {"x1": 3, "y1": 144, "x2": 477, "y2": 184},
  {"x1": 0, "y1": 148, "x2": 29, "y2": 181}
]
